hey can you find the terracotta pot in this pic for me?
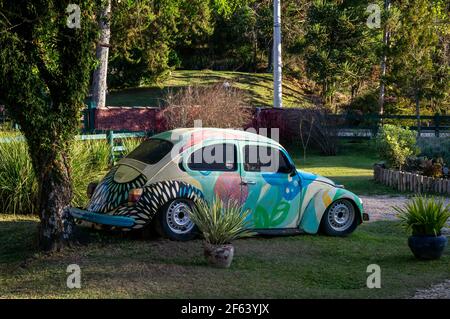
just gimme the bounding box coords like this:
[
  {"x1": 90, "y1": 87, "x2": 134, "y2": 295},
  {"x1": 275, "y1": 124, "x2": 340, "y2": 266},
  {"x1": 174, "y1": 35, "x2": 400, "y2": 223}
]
[{"x1": 204, "y1": 243, "x2": 234, "y2": 268}]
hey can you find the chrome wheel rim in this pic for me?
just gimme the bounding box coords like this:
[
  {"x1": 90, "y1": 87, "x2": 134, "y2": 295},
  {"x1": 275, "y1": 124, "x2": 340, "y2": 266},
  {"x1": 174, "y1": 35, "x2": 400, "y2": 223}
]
[
  {"x1": 166, "y1": 200, "x2": 194, "y2": 234},
  {"x1": 327, "y1": 200, "x2": 355, "y2": 232}
]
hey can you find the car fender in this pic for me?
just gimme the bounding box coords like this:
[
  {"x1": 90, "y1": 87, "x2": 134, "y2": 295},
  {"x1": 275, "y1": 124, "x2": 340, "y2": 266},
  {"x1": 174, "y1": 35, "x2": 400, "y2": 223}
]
[
  {"x1": 299, "y1": 182, "x2": 363, "y2": 234},
  {"x1": 114, "y1": 180, "x2": 204, "y2": 229}
]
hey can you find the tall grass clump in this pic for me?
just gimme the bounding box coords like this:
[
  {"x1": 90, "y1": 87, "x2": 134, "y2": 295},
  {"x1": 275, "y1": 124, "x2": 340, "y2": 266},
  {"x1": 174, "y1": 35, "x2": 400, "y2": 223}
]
[
  {"x1": 121, "y1": 137, "x2": 143, "y2": 156},
  {"x1": 189, "y1": 198, "x2": 254, "y2": 245},
  {"x1": 394, "y1": 196, "x2": 450, "y2": 236},
  {"x1": 0, "y1": 140, "x2": 37, "y2": 214}
]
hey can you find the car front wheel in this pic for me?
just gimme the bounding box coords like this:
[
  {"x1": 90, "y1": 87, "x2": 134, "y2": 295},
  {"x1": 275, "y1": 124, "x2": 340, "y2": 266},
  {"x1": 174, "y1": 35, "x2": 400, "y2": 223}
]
[
  {"x1": 321, "y1": 199, "x2": 358, "y2": 236},
  {"x1": 155, "y1": 199, "x2": 198, "y2": 241}
]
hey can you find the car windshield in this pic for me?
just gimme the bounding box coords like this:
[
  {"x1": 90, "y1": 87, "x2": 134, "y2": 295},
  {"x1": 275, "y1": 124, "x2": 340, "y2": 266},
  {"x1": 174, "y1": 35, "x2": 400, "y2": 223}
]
[{"x1": 126, "y1": 139, "x2": 173, "y2": 165}]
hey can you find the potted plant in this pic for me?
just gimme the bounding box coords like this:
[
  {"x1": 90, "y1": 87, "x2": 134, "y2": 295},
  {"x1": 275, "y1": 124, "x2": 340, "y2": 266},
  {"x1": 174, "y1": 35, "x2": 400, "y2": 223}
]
[
  {"x1": 189, "y1": 198, "x2": 253, "y2": 268},
  {"x1": 394, "y1": 196, "x2": 449, "y2": 260}
]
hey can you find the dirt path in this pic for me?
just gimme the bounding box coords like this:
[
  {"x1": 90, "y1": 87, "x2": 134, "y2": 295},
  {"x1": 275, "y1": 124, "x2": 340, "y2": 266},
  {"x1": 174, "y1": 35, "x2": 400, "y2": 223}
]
[{"x1": 360, "y1": 195, "x2": 450, "y2": 299}]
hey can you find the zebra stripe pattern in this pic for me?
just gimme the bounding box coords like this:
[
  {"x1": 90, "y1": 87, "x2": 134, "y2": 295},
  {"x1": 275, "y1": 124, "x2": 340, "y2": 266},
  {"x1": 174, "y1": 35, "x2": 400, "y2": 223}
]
[
  {"x1": 114, "y1": 180, "x2": 204, "y2": 230},
  {"x1": 87, "y1": 166, "x2": 147, "y2": 213}
]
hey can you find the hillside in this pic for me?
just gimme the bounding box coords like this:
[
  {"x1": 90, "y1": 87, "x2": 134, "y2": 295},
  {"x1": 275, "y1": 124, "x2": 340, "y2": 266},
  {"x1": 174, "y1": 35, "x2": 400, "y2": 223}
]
[{"x1": 106, "y1": 70, "x2": 316, "y2": 108}]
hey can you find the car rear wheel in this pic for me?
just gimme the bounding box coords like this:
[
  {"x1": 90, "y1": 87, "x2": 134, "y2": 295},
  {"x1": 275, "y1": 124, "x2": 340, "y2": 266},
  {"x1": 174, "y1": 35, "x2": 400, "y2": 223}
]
[
  {"x1": 155, "y1": 199, "x2": 198, "y2": 241},
  {"x1": 321, "y1": 199, "x2": 357, "y2": 236}
]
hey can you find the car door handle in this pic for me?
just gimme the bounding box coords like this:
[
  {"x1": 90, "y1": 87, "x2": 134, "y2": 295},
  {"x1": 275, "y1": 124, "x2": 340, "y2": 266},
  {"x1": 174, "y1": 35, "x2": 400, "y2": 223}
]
[{"x1": 241, "y1": 180, "x2": 256, "y2": 185}]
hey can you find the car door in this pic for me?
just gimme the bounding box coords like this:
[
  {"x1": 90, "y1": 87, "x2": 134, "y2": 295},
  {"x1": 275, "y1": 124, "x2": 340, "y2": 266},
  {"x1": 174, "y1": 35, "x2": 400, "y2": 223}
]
[
  {"x1": 183, "y1": 141, "x2": 243, "y2": 205},
  {"x1": 239, "y1": 142, "x2": 302, "y2": 229}
]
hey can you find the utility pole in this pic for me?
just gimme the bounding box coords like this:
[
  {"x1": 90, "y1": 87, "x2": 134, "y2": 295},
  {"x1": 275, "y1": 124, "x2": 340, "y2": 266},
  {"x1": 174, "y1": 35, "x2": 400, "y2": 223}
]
[
  {"x1": 273, "y1": 0, "x2": 283, "y2": 108},
  {"x1": 378, "y1": 0, "x2": 390, "y2": 116}
]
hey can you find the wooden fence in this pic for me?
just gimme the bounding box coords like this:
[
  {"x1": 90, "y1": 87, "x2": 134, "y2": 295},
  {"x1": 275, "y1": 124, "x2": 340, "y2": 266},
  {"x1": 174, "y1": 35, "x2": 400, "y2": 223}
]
[{"x1": 373, "y1": 164, "x2": 450, "y2": 195}]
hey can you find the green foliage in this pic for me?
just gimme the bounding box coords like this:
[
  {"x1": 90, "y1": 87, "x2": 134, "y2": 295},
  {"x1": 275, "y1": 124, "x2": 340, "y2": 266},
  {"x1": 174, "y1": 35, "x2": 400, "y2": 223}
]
[
  {"x1": 0, "y1": 1, "x2": 98, "y2": 153},
  {"x1": 109, "y1": 0, "x2": 213, "y2": 88},
  {"x1": 190, "y1": 198, "x2": 253, "y2": 245},
  {"x1": 394, "y1": 196, "x2": 450, "y2": 236},
  {"x1": 417, "y1": 137, "x2": 450, "y2": 166},
  {"x1": 387, "y1": 0, "x2": 449, "y2": 113},
  {"x1": 376, "y1": 124, "x2": 419, "y2": 169},
  {"x1": 299, "y1": 0, "x2": 379, "y2": 108}
]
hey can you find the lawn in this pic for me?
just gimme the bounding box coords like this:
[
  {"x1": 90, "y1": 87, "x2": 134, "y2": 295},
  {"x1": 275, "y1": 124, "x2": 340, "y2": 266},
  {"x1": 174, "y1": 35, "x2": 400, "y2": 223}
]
[
  {"x1": 106, "y1": 70, "x2": 315, "y2": 107},
  {"x1": 0, "y1": 214, "x2": 448, "y2": 298},
  {"x1": 1, "y1": 140, "x2": 445, "y2": 299},
  {"x1": 287, "y1": 140, "x2": 400, "y2": 196}
]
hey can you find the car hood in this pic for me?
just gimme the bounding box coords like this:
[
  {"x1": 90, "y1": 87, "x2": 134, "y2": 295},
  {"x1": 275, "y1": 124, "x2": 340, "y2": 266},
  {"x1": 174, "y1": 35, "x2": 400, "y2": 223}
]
[{"x1": 296, "y1": 169, "x2": 336, "y2": 187}]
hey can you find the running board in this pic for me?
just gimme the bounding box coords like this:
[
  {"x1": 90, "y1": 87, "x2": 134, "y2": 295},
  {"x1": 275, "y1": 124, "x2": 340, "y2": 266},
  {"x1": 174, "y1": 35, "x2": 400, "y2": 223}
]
[{"x1": 253, "y1": 228, "x2": 304, "y2": 236}]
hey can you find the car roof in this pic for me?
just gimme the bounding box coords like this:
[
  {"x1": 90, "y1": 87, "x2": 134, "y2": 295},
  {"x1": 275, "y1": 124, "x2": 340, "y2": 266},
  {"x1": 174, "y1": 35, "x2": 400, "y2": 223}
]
[{"x1": 151, "y1": 128, "x2": 282, "y2": 149}]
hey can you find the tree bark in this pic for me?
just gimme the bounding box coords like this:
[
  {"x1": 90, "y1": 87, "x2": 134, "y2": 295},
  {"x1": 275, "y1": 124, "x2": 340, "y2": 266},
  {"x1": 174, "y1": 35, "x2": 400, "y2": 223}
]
[
  {"x1": 415, "y1": 93, "x2": 421, "y2": 137},
  {"x1": 32, "y1": 145, "x2": 74, "y2": 251},
  {"x1": 91, "y1": 0, "x2": 111, "y2": 109}
]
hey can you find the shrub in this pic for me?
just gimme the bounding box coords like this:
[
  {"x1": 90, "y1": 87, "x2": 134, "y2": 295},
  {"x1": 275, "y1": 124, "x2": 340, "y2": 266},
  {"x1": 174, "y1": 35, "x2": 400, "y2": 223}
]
[
  {"x1": 298, "y1": 106, "x2": 339, "y2": 156},
  {"x1": 189, "y1": 198, "x2": 254, "y2": 245},
  {"x1": 417, "y1": 137, "x2": 450, "y2": 167},
  {"x1": 160, "y1": 84, "x2": 252, "y2": 129},
  {"x1": 376, "y1": 124, "x2": 419, "y2": 169},
  {"x1": 394, "y1": 196, "x2": 450, "y2": 236}
]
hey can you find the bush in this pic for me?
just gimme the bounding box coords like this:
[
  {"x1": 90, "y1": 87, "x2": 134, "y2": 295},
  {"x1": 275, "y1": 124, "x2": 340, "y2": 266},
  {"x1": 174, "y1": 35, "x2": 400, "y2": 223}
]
[
  {"x1": 417, "y1": 137, "x2": 450, "y2": 167},
  {"x1": 298, "y1": 106, "x2": 339, "y2": 156},
  {"x1": 394, "y1": 196, "x2": 450, "y2": 236},
  {"x1": 376, "y1": 124, "x2": 419, "y2": 169},
  {"x1": 160, "y1": 84, "x2": 252, "y2": 129}
]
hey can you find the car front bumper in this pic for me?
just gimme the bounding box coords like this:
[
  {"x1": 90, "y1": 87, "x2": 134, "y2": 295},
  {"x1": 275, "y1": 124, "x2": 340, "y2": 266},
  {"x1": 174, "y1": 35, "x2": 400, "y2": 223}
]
[{"x1": 69, "y1": 207, "x2": 135, "y2": 228}]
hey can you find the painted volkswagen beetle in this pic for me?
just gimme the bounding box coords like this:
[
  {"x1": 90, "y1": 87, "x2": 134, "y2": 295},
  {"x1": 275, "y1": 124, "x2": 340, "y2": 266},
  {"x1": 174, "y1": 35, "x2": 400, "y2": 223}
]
[{"x1": 70, "y1": 128, "x2": 369, "y2": 240}]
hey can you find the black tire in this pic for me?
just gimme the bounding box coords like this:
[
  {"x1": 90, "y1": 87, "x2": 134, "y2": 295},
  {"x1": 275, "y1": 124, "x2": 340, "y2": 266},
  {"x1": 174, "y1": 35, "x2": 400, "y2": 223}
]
[
  {"x1": 320, "y1": 199, "x2": 358, "y2": 236},
  {"x1": 154, "y1": 199, "x2": 198, "y2": 241}
]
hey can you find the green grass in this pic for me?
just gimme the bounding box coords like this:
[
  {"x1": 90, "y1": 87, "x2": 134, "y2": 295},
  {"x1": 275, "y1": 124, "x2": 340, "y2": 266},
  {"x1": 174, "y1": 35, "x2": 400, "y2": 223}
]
[
  {"x1": 0, "y1": 140, "x2": 444, "y2": 299},
  {"x1": 0, "y1": 214, "x2": 448, "y2": 298},
  {"x1": 288, "y1": 140, "x2": 404, "y2": 196},
  {"x1": 106, "y1": 70, "x2": 315, "y2": 107}
]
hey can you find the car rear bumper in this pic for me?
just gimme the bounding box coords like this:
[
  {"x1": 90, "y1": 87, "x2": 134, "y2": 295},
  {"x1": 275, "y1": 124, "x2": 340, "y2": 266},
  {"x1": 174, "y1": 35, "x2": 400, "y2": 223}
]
[{"x1": 69, "y1": 207, "x2": 135, "y2": 228}]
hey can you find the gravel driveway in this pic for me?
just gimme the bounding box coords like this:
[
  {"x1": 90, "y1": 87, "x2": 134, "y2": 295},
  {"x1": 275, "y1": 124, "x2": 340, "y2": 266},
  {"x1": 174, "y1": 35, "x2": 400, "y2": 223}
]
[
  {"x1": 360, "y1": 195, "x2": 450, "y2": 299},
  {"x1": 361, "y1": 195, "x2": 450, "y2": 233}
]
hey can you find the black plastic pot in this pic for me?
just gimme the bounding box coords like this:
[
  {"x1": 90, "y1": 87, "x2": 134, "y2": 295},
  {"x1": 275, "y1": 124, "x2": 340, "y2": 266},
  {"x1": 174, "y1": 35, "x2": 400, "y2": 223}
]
[{"x1": 408, "y1": 235, "x2": 448, "y2": 260}]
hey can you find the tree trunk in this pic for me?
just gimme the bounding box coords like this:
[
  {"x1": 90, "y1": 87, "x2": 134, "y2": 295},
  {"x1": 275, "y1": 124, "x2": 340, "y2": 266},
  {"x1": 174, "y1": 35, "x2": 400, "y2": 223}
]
[
  {"x1": 91, "y1": 0, "x2": 111, "y2": 109},
  {"x1": 378, "y1": 0, "x2": 391, "y2": 116},
  {"x1": 415, "y1": 94, "x2": 421, "y2": 137},
  {"x1": 33, "y1": 146, "x2": 74, "y2": 251}
]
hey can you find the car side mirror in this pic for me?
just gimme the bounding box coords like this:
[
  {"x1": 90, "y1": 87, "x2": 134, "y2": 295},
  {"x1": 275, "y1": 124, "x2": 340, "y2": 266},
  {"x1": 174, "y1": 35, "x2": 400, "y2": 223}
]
[{"x1": 289, "y1": 165, "x2": 297, "y2": 177}]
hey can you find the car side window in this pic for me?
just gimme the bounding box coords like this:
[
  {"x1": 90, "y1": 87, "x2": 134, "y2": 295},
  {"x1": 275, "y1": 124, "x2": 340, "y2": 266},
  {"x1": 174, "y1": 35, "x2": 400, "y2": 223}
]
[
  {"x1": 243, "y1": 145, "x2": 292, "y2": 173},
  {"x1": 188, "y1": 143, "x2": 237, "y2": 171}
]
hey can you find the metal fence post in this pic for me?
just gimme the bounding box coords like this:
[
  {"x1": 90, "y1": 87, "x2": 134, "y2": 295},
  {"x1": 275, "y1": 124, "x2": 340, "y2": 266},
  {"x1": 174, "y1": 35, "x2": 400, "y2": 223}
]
[
  {"x1": 107, "y1": 130, "x2": 114, "y2": 165},
  {"x1": 434, "y1": 114, "x2": 440, "y2": 137}
]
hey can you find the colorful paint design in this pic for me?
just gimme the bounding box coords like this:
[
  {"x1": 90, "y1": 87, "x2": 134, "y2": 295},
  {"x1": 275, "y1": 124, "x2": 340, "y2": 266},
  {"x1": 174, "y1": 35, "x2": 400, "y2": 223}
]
[{"x1": 76, "y1": 128, "x2": 365, "y2": 234}]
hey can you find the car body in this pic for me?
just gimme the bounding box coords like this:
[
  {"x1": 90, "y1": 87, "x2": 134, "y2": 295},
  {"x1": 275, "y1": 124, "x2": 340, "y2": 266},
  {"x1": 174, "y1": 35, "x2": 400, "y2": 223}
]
[{"x1": 70, "y1": 128, "x2": 368, "y2": 240}]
